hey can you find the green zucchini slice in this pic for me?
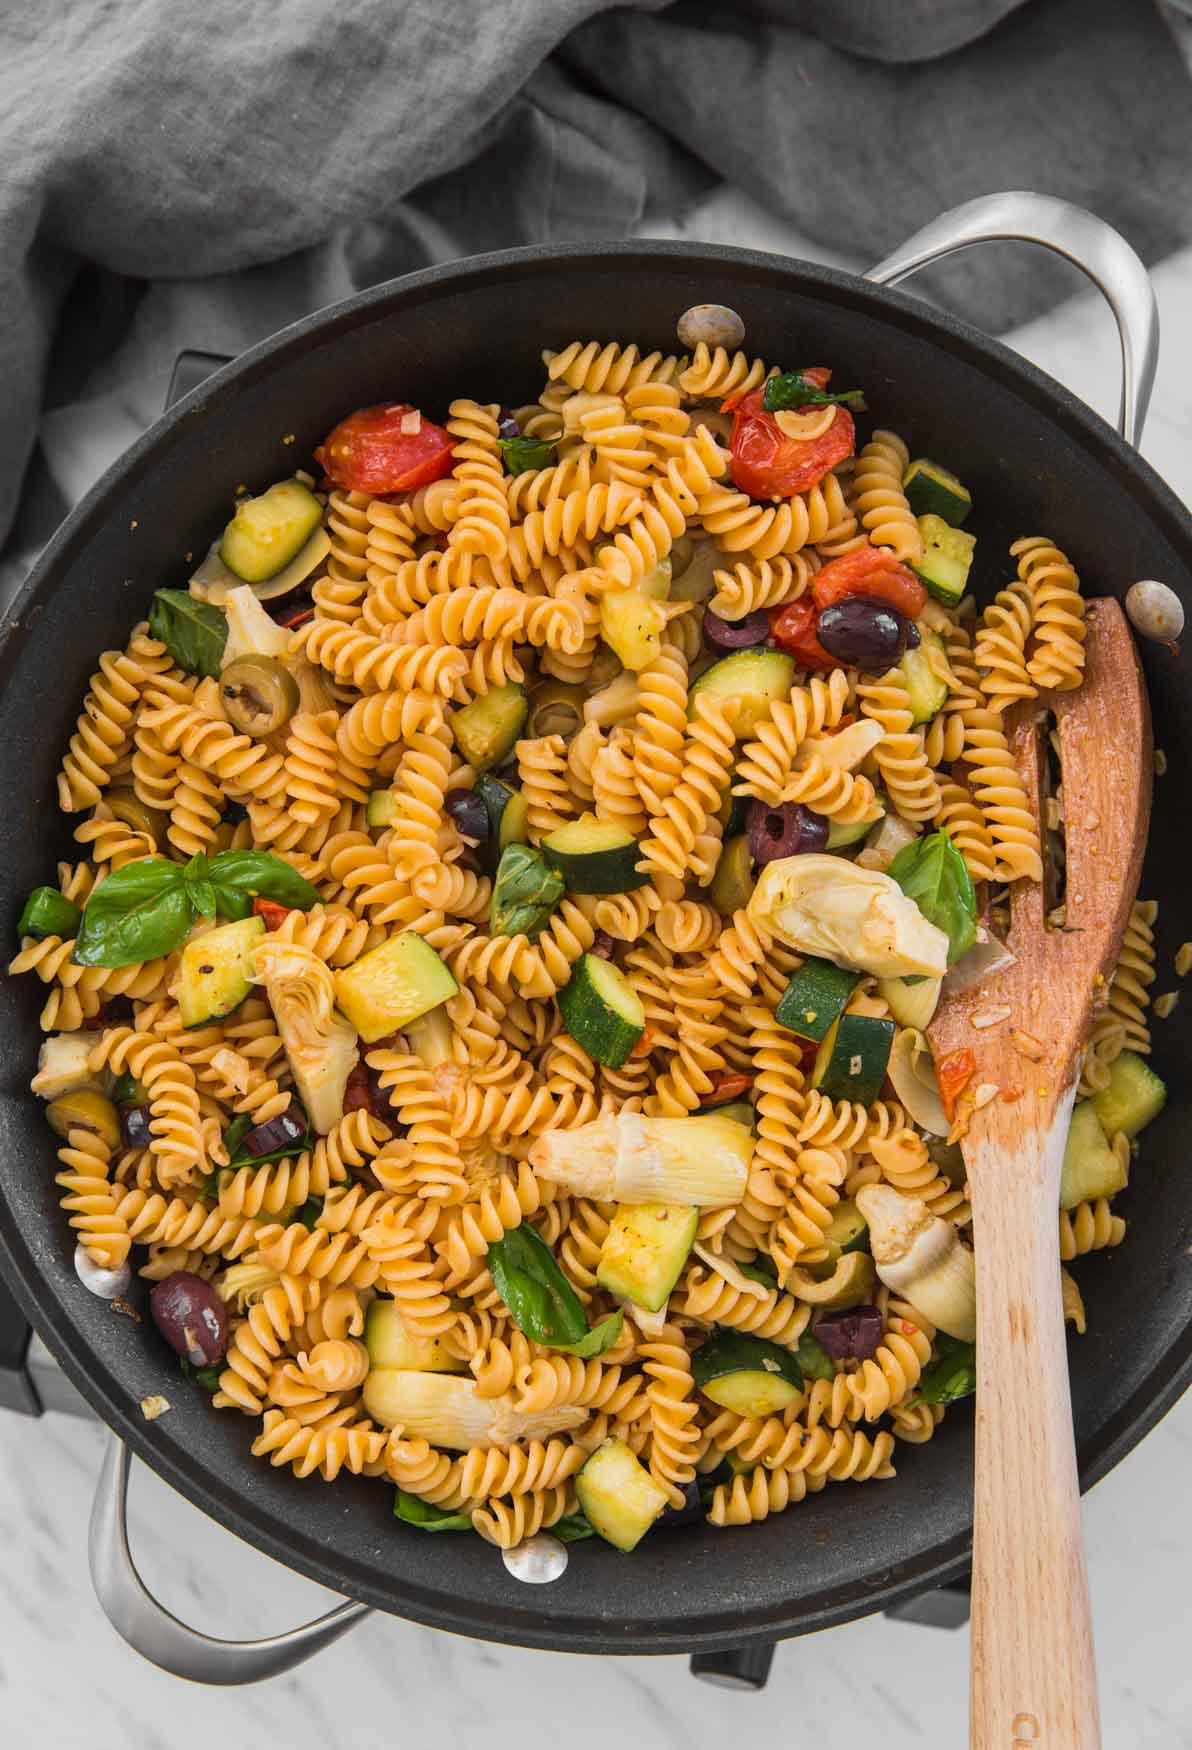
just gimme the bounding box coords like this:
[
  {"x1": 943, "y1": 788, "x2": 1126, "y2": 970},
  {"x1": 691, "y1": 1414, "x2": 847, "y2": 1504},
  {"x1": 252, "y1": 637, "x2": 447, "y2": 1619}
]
[
  {"x1": 775, "y1": 958, "x2": 860, "y2": 1043},
  {"x1": 914, "y1": 515, "x2": 976, "y2": 607},
  {"x1": 542, "y1": 817, "x2": 646, "y2": 894},
  {"x1": 902, "y1": 458, "x2": 971, "y2": 528},
  {"x1": 1060, "y1": 1101, "x2": 1129, "y2": 1210},
  {"x1": 178, "y1": 916, "x2": 265, "y2": 1027},
  {"x1": 558, "y1": 953, "x2": 645, "y2": 1068},
  {"x1": 219, "y1": 479, "x2": 324, "y2": 584},
  {"x1": 901, "y1": 629, "x2": 949, "y2": 725},
  {"x1": 597, "y1": 1201, "x2": 698, "y2": 1311},
  {"x1": 450, "y1": 682, "x2": 528, "y2": 772},
  {"x1": 576, "y1": 1438, "x2": 669, "y2": 1552},
  {"x1": 709, "y1": 833, "x2": 754, "y2": 916},
  {"x1": 688, "y1": 649, "x2": 795, "y2": 735},
  {"x1": 692, "y1": 1332, "x2": 802, "y2": 1416},
  {"x1": 1090, "y1": 1050, "x2": 1167, "y2": 1140},
  {"x1": 473, "y1": 773, "x2": 531, "y2": 875},
  {"x1": 811, "y1": 1013, "x2": 895, "y2": 1104}
]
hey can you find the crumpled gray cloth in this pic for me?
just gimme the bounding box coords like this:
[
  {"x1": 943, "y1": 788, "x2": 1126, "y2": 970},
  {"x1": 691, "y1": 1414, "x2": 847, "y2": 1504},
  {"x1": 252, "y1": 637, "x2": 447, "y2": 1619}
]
[{"x1": 2, "y1": 0, "x2": 1190, "y2": 559}]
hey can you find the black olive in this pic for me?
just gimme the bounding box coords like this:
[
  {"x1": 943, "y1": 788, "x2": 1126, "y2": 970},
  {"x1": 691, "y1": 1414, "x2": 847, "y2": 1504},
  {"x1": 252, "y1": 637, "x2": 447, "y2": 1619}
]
[
  {"x1": 813, "y1": 1305, "x2": 884, "y2": 1362},
  {"x1": 497, "y1": 410, "x2": 521, "y2": 442},
  {"x1": 591, "y1": 931, "x2": 616, "y2": 960},
  {"x1": 816, "y1": 597, "x2": 914, "y2": 670},
  {"x1": 120, "y1": 1103, "x2": 154, "y2": 1150},
  {"x1": 150, "y1": 1273, "x2": 229, "y2": 1367},
  {"x1": 702, "y1": 607, "x2": 771, "y2": 651},
  {"x1": 746, "y1": 799, "x2": 829, "y2": 865},
  {"x1": 241, "y1": 1105, "x2": 307, "y2": 1157},
  {"x1": 658, "y1": 1478, "x2": 705, "y2": 1528},
  {"x1": 444, "y1": 787, "x2": 490, "y2": 843}
]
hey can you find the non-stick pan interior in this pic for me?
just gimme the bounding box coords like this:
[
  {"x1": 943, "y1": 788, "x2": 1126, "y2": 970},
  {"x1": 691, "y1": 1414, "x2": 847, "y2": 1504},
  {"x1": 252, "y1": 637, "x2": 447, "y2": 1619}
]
[{"x1": 1, "y1": 244, "x2": 1189, "y2": 1651}]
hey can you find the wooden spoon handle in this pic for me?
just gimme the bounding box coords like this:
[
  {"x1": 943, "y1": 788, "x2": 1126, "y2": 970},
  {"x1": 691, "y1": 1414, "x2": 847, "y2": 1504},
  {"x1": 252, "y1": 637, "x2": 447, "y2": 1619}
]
[{"x1": 969, "y1": 1114, "x2": 1101, "y2": 1750}]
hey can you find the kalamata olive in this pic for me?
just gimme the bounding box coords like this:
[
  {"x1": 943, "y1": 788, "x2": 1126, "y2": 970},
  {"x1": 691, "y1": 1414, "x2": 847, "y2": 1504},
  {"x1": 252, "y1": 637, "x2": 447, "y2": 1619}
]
[
  {"x1": 747, "y1": 799, "x2": 829, "y2": 865},
  {"x1": 150, "y1": 1272, "x2": 229, "y2": 1367},
  {"x1": 658, "y1": 1477, "x2": 705, "y2": 1528},
  {"x1": 677, "y1": 303, "x2": 746, "y2": 353},
  {"x1": 703, "y1": 607, "x2": 771, "y2": 650},
  {"x1": 120, "y1": 1103, "x2": 155, "y2": 1150},
  {"x1": 497, "y1": 411, "x2": 522, "y2": 442},
  {"x1": 241, "y1": 1105, "x2": 307, "y2": 1157},
  {"x1": 221, "y1": 799, "x2": 249, "y2": 825},
  {"x1": 813, "y1": 1305, "x2": 884, "y2": 1362},
  {"x1": 444, "y1": 787, "x2": 490, "y2": 843},
  {"x1": 591, "y1": 931, "x2": 616, "y2": 960},
  {"x1": 1126, "y1": 578, "x2": 1184, "y2": 643},
  {"x1": 344, "y1": 1061, "x2": 406, "y2": 1128},
  {"x1": 91, "y1": 995, "x2": 135, "y2": 1029},
  {"x1": 816, "y1": 597, "x2": 914, "y2": 670},
  {"x1": 220, "y1": 655, "x2": 300, "y2": 736}
]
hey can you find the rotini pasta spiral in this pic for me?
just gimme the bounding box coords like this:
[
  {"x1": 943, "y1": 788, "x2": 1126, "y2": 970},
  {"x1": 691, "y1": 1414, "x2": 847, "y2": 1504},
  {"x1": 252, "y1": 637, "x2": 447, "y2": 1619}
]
[
  {"x1": 1014, "y1": 535, "x2": 1087, "y2": 692},
  {"x1": 850, "y1": 431, "x2": 921, "y2": 563},
  {"x1": 857, "y1": 667, "x2": 941, "y2": 821}
]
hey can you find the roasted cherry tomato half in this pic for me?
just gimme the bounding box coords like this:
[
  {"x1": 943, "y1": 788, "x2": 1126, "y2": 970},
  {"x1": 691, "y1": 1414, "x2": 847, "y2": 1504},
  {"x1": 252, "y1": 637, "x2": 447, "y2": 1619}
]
[
  {"x1": 767, "y1": 597, "x2": 837, "y2": 671},
  {"x1": 315, "y1": 403, "x2": 455, "y2": 494},
  {"x1": 728, "y1": 384, "x2": 854, "y2": 500},
  {"x1": 253, "y1": 897, "x2": 294, "y2": 931},
  {"x1": 811, "y1": 545, "x2": 927, "y2": 620}
]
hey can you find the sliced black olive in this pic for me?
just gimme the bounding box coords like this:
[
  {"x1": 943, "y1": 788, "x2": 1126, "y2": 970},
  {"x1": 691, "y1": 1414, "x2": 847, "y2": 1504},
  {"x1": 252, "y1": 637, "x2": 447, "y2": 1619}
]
[
  {"x1": 240, "y1": 1105, "x2": 307, "y2": 1157},
  {"x1": 220, "y1": 656, "x2": 300, "y2": 736},
  {"x1": 813, "y1": 1305, "x2": 884, "y2": 1362},
  {"x1": 816, "y1": 597, "x2": 913, "y2": 671},
  {"x1": 703, "y1": 607, "x2": 771, "y2": 651},
  {"x1": 120, "y1": 1103, "x2": 155, "y2": 1150},
  {"x1": 150, "y1": 1272, "x2": 229, "y2": 1367},
  {"x1": 746, "y1": 799, "x2": 828, "y2": 865},
  {"x1": 444, "y1": 787, "x2": 490, "y2": 843}
]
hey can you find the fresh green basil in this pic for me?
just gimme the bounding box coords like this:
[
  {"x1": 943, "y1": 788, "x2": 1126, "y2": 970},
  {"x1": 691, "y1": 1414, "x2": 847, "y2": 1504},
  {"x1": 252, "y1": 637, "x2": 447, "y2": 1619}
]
[
  {"x1": 221, "y1": 1114, "x2": 254, "y2": 1159},
  {"x1": 795, "y1": 1330, "x2": 836, "y2": 1383},
  {"x1": 297, "y1": 1195, "x2": 324, "y2": 1230},
  {"x1": 553, "y1": 1513, "x2": 597, "y2": 1544},
  {"x1": 149, "y1": 588, "x2": 228, "y2": 679},
  {"x1": 17, "y1": 886, "x2": 82, "y2": 941},
  {"x1": 227, "y1": 1129, "x2": 312, "y2": 1173},
  {"x1": 393, "y1": 1490, "x2": 474, "y2": 1533},
  {"x1": 487, "y1": 1224, "x2": 622, "y2": 1358},
  {"x1": 762, "y1": 371, "x2": 867, "y2": 415},
  {"x1": 889, "y1": 830, "x2": 977, "y2": 966},
  {"x1": 498, "y1": 436, "x2": 555, "y2": 477},
  {"x1": 917, "y1": 1334, "x2": 977, "y2": 1405},
  {"x1": 112, "y1": 1071, "x2": 142, "y2": 1106},
  {"x1": 737, "y1": 1257, "x2": 779, "y2": 1289},
  {"x1": 562, "y1": 1309, "x2": 625, "y2": 1360},
  {"x1": 73, "y1": 859, "x2": 192, "y2": 967},
  {"x1": 490, "y1": 844, "x2": 564, "y2": 941},
  {"x1": 180, "y1": 1358, "x2": 222, "y2": 1393},
  {"x1": 206, "y1": 850, "x2": 321, "y2": 919}
]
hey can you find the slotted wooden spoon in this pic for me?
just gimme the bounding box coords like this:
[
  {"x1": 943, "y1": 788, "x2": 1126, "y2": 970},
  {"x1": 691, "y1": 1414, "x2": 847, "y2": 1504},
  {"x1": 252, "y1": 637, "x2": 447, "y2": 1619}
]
[{"x1": 927, "y1": 597, "x2": 1151, "y2": 1750}]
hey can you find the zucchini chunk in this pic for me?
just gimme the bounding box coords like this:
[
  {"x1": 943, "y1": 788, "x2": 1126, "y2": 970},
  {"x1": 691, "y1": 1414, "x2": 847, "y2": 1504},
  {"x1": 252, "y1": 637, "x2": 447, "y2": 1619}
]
[
  {"x1": 366, "y1": 788, "x2": 397, "y2": 828},
  {"x1": 688, "y1": 649, "x2": 796, "y2": 735},
  {"x1": 178, "y1": 916, "x2": 266, "y2": 1027},
  {"x1": 333, "y1": 931, "x2": 458, "y2": 1044},
  {"x1": 902, "y1": 457, "x2": 972, "y2": 527},
  {"x1": 811, "y1": 1013, "x2": 895, "y2": 1105},
  {"x1": 473, "y1": 773, "x2": 531, "y2": 875},
  {"x1": 914, "y1": 514, "x2": 976, "y2": 606},
  {"x1": 364, "y1": 1299, "x2": 464, "y2": 1374},
  {"x1": 219, "y1": 479, "x2": 324, "y2": 584},
  {"x1": 597, "y1": 1202, "x2": 698, "y2": 1312},
  {"x1": 901, "y1": 629, "x2": 949, "y2": 725},
  {"x1": 542, "y1": 816, "x2": 646, "y2": 894},
  {"x1": 820, "y1": 1198, "x2": 869, "y2": 1264},
  {"x1": 600, "y1": 584, "x2": 669, "y2": 672},
  {"x1": 1090, "y1": 1050, "x2": 1167, "y2": 1140},
  {"x1": 691, "y1": 1332, "x2": 802, "y2": 1417},
  {"x1": 775, "y1": 957, "x2": 860, "y2": 1043},
  {"x1": 558, "y1": 953, "x2": 645, "y2": 1068},
  {"x1": 1060, "y1": 1100, "x2": 1129, "y2": 1210},
  {"x1": 17, "y1": 886, "x2": 82, "y2": 941},
  {"x1": 450, "y1": 682, "x2": 528, "y2": 772},
  {"x1": 696, "y1": 1099, "x2": 755, "y2": 1130},
  {"x1": 576, "y1": 1438, "x2": 669, "y2": 1552}
]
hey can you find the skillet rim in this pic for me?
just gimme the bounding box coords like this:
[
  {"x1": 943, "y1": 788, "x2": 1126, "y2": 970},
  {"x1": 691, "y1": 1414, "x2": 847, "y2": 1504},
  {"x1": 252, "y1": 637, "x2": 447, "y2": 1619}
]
[{"x1": 2, "y1": 237, "x2": 1191, "y2": 1651}]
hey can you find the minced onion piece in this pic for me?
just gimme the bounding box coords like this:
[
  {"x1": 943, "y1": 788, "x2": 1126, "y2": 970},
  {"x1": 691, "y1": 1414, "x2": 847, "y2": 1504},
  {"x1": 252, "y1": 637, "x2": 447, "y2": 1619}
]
[{"x1": 941, "y1": 930, "x2": 1017, "y2": 996}]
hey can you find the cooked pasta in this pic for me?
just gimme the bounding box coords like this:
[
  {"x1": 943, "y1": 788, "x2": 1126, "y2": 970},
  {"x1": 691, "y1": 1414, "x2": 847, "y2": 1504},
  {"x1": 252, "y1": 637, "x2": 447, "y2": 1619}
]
[{"x1": 12, "y1": 325, "x2": 1161, "y2": 1560}]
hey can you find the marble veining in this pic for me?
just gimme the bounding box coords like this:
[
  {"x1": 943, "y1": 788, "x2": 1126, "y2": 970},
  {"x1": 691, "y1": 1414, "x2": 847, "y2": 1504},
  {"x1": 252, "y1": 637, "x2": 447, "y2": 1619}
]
[{"x1": 4, "y1": 181, "x2": 1192, "y2": 1747}]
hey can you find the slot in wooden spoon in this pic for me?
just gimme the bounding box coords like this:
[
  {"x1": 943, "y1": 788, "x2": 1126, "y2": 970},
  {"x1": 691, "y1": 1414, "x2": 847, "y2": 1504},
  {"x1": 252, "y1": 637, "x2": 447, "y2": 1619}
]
[{"x1": 927, "y1": 598, "x2": 1151, "y2": 1750}]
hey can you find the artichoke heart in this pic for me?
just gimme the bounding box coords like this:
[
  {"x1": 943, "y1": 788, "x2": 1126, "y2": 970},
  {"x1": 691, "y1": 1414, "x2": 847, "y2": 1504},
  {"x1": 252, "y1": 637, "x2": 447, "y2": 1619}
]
[
  {"x1": 529, "y1": 1109, "x2": 751, "y2": 1207},
  {"x1": 748, "y1": 853, "x2": 948, "y2": 979},
  {"x1": 251, "y1": 939, "x2": 358, "y2": 1134}
]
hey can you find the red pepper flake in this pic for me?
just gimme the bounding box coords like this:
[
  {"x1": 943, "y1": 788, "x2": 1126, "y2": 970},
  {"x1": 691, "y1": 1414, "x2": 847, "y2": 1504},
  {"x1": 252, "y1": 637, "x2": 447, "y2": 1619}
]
[
  {"x1": 703, "y1": 1072, "x2": 753, "y2": 1106},
  {"x1": 937, "y1": 1047, "x2": 976, "y2": 1124},
  {"x1": 253, "y1": 897, "x2": 294, "y2": 930},
  {"x1": 1001, "y1": 1085, "x2": 1024, "y2": 1104},
  {"x1": 630, "y1": 1028, "x2": 654, "y2": 1058}
]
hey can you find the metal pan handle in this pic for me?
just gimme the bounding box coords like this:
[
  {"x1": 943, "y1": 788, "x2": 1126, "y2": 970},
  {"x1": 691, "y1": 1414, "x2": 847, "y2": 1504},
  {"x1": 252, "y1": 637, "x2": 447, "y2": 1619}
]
[
  {"x1": 865, "y1": 190, "x2": 1159, "y2": 449},
  {"x1": 89, "y1": 1438, "x2": 371, "y2": 1683}
]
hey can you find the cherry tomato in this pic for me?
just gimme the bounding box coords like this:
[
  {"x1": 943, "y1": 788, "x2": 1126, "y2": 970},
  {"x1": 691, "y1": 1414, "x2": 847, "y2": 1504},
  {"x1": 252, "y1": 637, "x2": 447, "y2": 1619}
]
[
  {"x1": 767, "y1": 598, "x2": 837, "y2": 671},
  {"x1": 253, "y1": 898, "x2": 293, "y2": 930},
  {"x1": 812, "y1": 546, "x2": 927, "y2": 619},
  {"x1": 937, "y1": 1047, "x2": 976, "y2": 1124},
  {"x1": 704, "y1": 1072, "x2": 753, "y2": 1106},
  {"x1": 315, "y1": 403, "x2": 455, "y2": 494},
  {"x1": 729, "y1": 386, "x2": 854, "y2": 500}
]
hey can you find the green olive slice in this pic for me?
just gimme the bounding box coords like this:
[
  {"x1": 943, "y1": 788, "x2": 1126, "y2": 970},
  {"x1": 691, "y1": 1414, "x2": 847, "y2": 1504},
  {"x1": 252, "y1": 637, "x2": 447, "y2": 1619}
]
[
  {"x1": 526, "y1": 679, "x2": 586, "y2": 742},
  {"x1": 105, "y1": 787, "x2": 167, "y2": 849},
  {"x1": 220, "y1": 656, "x2": 299, "y2": 736},
  {"x1": 46, "y1": 1091, "x2": 121, "y2": 1150}
]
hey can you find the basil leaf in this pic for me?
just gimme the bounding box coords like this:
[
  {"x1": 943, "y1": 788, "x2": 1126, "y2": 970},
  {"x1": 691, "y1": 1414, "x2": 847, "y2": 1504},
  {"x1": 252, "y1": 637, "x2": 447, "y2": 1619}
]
[
  {"x1": 917, "y1": 1334, "x2": 977, "y2": 1405},
  {"x1": 490, "y1": 844, "x2": 564, "y2": 941},
  {"x1": 73, "y1": 859, "x2": 194, "y2": 967},
  {"x1": 207, "y1": 850, "x2": 321, "y2": 917},
  {"x1": 221, "y1": 1114, "x2": 253, "y2": 1158},
  {"x1": 17, "y1": 886, "x2": 82, "y2": 941},
  {"x1": 560, "y1": 1308, "x2": 624, "y2": 1360},
  {"x1": 227, "y1": 1131, "x2": 312, "y2": 1172},
  {"x1": 889, "y1": 830, "x2": 977, "y2": 966},
  {"x1": 393, "y1": 1490, "x2": 474, "y2": 1533},
  {"x1": 486, "y1": 1224, "x2": 589, "y2": 1348},
  {"x1": 149, "y1": 589, "x2": 228, "y2": 679},
  {"x1": 498, "y1": 436, "x2": 555, "y2": 477},
  {"x1": 297, "y1": 1195, "x2": 324, "y2": 1230},
  {"x1": 795, "y1": 1331, "x2": 836, "y2": 1383},
  {"x1": 737, "y1": 1257, "x2": 779, "y2": 1289},
  {"x1": 112, "y1": 1071, "x2": 141, "y2": 1106},
  {"x1": 180, "y1": 1358, "x2": 221, "y2": 1393},
  {"x1": 553, "y1": 1513, "x2": 597, "y2": 1544},
  {"x1": 188, "y1": 878, "x2": 218, "y2": 920},
  {"x1": 762, "y1": 372, "x2": 867, "y2": 415}
]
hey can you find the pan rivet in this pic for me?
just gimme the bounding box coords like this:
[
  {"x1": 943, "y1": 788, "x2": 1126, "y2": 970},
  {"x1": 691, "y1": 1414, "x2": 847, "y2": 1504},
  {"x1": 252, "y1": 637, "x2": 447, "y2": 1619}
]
[
  {"x1": 1126, "y1": 580, "x2": 1183, "y2": 643},
  {"x1": 677, "y1": 303, "x2": 746, "y2": 353},
  {"x1": 501, "y1": 1532, "x2": 569, "y2": 1584},
  {"x1": 74, "y1": 1243, "x2": 131, "y2": 1300}
]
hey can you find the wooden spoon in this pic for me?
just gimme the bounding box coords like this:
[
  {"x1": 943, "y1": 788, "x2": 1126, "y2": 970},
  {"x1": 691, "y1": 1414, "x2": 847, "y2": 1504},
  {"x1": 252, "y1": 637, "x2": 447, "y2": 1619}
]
[{"x1": 927, "y1": 597, "x2": 1151, "y2": 1750}]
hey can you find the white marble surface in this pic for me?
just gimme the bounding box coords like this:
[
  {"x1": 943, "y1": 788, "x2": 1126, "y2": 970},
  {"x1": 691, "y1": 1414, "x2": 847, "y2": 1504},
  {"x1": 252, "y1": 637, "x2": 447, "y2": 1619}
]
[{"x1": 5, "y1": 149, "x2": 1192, "y2": 1750}]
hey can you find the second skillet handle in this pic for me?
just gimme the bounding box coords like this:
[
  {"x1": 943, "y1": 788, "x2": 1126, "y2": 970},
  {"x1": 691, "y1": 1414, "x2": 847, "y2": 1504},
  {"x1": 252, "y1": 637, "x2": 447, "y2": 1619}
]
[{"x1": 865, "y1": 189, "x2": 1158, "y2": 449}]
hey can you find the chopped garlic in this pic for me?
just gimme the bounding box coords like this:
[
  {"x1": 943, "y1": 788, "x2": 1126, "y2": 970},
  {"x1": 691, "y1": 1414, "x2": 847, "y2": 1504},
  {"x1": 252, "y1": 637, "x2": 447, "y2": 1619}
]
[
  {"x1": 140, "y1": 1395, "x2": 171, "y2": 1421},
  {"x1": 1011, "y1": 1029, "x2": 1044, "y2": 1061},
  {"x1": 210, "y1": 1048, "x2": 252, "y2": 1095},
  {"x1": 970, "y1": 1005, "x2": 1012, "y2": 1029},
  {"x1": 400, "y1": 410, "x2": 422, "y2": 435},
  {"x1": 973, "y1": 1083, "x2": 1000, "y2": 1110}
]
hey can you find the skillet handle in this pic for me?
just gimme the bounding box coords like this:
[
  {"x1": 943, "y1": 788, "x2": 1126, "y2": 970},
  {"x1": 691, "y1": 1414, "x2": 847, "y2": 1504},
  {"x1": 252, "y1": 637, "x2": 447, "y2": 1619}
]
[
  {"x1": 865, "y1": 190, "x2": 1158, "y2": 448},
  {"x1": 89, "y1": 1437, "x2": 371, "y2": 1684}
]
